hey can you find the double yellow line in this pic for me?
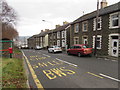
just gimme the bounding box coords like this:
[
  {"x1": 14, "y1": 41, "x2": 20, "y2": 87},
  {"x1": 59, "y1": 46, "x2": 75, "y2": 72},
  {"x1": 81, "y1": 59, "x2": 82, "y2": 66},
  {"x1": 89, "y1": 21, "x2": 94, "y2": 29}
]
[{"x1": 22, "y1": 51, "x2": 44, "y2": 89}]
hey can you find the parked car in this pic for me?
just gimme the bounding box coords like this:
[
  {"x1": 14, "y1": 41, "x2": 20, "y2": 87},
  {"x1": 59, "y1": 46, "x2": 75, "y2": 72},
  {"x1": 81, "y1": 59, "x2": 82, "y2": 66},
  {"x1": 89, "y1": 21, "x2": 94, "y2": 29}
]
[
  {"x1": 48, "y1": 46, "x2": 62, "y2": 53},
  {"x1": 34, "y1": 46, "x2": 42, "y2": 50},
  {"x1": 67, "y1": 44, "x2": 93, "y2": 57}
]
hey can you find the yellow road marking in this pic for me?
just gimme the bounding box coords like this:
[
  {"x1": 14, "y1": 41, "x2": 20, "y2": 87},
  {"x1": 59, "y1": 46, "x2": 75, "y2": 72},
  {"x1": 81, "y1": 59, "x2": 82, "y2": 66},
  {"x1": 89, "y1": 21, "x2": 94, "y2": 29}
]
[
  {"x1": 22, "y1": 52, "x2": 44, "y2": 89},
  {"x1": 87, "y1": 72, "x2": 104, "y2": 79}
]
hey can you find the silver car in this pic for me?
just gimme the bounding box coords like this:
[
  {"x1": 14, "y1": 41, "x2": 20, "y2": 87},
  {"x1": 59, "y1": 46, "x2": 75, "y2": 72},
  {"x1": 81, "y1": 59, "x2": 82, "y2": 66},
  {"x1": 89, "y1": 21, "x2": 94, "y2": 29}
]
[
  {"x1": 48, "y1": 46, "x2": 62, "y2": 53},
  {"x1": 34, "y1": 46, "x2": 42, "y2": 50}
]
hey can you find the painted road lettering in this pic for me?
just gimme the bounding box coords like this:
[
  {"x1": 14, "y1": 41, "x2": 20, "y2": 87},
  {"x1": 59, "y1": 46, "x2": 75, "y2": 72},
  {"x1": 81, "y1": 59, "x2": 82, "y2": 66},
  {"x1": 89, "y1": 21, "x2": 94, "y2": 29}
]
[
  {"x1": 43, "y1": 67, "x2": 76, "y2": 80},
  {"x1": 37, "y1": 60, "x2": 63, "y2": 67},
  {"x1": 30, "y1": 56, "x2": 48, "y2": 61}
]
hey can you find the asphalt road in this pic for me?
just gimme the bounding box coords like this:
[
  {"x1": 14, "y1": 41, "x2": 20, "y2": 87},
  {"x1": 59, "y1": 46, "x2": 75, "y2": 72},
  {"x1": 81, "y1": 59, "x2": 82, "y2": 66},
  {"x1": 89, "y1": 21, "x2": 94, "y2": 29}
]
[{"x1": 22, "y1": 49, "x2": 119, "y2": 89}]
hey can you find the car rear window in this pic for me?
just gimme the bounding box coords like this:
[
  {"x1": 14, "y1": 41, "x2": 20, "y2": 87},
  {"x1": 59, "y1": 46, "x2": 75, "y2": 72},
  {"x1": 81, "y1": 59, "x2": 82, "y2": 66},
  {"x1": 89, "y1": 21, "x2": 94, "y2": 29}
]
[
  {"x1": 74, "y1": 46, "x2": 81, "y2": 48},
  {"x1": 82, "y1": 45, "x2": 89, "y2": 48}
]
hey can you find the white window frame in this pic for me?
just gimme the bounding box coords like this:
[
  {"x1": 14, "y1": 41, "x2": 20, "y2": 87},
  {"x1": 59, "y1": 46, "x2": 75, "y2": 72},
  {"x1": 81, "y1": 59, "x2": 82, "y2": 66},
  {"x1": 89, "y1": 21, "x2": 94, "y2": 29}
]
[
  {"x1": 93, "y1": 35, "x2": 102, "y2": 49},
  {"x1": 62, "y1": 39, "x2": 66, "y2": 47},
  {"x1": 74, "y1": 23, "x2": 79, "y2": 33},
  {"x1": 57, "y1": 32, "x2": 60, "y2": 39},
  {"x1": 82, "y1": 21, "x2": 88, "y2": 32},
  {"x1": 57, "y1": 40, "x2": 60, "y2": 46},
  {"x1": 93, "y1": 17, "x2": 102, "y2": 31},
  {"x1": 82, "y1": 36, "x2": 88, "y2": 44},
  {"x1": 62, "y1": 31, "x2": 65, "y2": 38},
  {"x1": 74, "y1": 37, "x2": 79, "y2": 44},
  {"x1": 109, "y1": 12, "x2": 120, "y2": 29}
]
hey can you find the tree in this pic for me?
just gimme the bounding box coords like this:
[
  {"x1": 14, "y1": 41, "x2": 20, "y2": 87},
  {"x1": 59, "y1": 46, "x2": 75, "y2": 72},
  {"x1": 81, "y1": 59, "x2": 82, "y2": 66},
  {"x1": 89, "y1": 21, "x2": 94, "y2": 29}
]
[
  {"x1": 0, "y1": 0, "x2": 18, "y2": 40},
  {"x1": 0, "y1": 0, "x2": 18, "y2": 26}
]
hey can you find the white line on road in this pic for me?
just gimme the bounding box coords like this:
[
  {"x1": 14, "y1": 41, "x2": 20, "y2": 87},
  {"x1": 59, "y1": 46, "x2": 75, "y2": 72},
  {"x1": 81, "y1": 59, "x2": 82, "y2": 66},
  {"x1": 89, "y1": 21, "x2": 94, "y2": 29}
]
[
  {"x1": 104, "y1": 58, "x2": 109, "y2": 61},
  {"x1": 56, "y1": 58, "x2": 78, "y2": 67},
  {"x1": 42, "y1": 54, "x2": 51, "y2": 57},
  {"x1": 111, "y1": 60, "x2": 117, "y2": 62},
  {"x1": 99, "y1": 73, "x2": 120, "y2": 82}
]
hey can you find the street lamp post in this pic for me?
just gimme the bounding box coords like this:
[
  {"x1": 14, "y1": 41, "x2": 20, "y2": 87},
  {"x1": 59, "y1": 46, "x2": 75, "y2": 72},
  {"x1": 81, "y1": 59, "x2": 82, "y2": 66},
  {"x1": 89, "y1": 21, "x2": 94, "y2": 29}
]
[
  {"x1": 42, "y1": 20, "x2": 54, "y2": 46},
  {"x1": 94, "y1": 0, "x2": 99, "y2": 57}
]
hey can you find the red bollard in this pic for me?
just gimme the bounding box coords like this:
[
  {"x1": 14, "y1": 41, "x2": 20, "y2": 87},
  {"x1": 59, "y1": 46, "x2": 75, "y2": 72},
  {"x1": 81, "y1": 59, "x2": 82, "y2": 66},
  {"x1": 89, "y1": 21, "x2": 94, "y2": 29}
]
[{"x1": 9, "y1": 47, "x2": 13, "y2": 58}]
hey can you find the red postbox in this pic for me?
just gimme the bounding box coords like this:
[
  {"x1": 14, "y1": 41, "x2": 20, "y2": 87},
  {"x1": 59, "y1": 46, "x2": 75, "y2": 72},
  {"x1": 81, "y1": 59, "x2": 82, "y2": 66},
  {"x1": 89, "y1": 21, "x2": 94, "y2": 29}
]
[{"x1": 9, "y1": 47, "x2": 13, "y2": 54}]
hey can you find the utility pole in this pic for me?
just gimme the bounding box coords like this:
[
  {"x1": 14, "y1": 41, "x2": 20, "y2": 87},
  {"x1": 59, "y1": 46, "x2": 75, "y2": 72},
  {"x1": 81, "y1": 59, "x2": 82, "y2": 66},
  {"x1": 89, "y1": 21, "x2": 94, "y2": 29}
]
[
  {"x1": 94, "y1": 0, "x2": 99, "y2": 57},
  {"x1": 42, "y1": 20, "x2": 53, "y2": 46}
]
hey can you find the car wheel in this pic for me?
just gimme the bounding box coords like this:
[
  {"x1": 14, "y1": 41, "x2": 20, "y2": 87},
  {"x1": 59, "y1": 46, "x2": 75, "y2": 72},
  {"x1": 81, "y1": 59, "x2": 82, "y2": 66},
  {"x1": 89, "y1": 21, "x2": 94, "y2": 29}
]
[
  {"x1": 67, "y1": 51, "x2": 70, "y2": 55},
  {"x1": 48, "y1": 50, "x2": 50, "y2": 53},
  {"x1": 88, "y1": 54, "x2": 92, "y2": 57},
  {"x1": 52, "y1": 50, "x2": 55, "y2": 53},
  {"x1": 78, "y1": 52, "x2": 82, "y2": 57}
]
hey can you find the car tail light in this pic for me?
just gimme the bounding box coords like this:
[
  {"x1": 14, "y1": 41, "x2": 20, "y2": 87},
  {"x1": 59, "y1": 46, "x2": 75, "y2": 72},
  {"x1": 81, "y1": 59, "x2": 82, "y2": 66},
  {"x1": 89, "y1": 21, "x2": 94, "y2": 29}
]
[{"x1": 84, "y1": 50, "x2": 87, "y2": 53}]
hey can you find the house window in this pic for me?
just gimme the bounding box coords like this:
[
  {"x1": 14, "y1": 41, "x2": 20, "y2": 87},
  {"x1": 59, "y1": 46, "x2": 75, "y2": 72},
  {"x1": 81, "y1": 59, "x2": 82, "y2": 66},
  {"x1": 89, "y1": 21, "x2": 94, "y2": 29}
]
[
  {"x1": 50, "y1": 34, "x2": 52, "y2": 39},
  {"x1": 110, "y1": 12, "x2": 119, "y2": 28},
  {"x1": 74, "y1": 37, "x2": 79, "y2": 44},
  {"x1": 74, "y1": 23, "x2": 79, "y2": 33},
  {"x1": 62, "y1": 31, "x2": 66, "y2": 38},
  {"x1": 93, "y1": 17, "x2": 102, "y2": 31},
  {"x1": 57, "y1": 32, "x2": 60, "y2": 39},
  {"x1": 93, "y1": 35, "x2": 102, "y2": 49},
  {"x1": 82, "y1": 36, "x2": 88, "y2": 44},
  {"x1": 53, "y1": 33, "x2": 56, "y2": 39},
  {"x1": 62, "y1": 40, "x2": 66, "y2": 47},
  {"x1": 57, "y1": 40, "x2": 60, "y2": 46},
  {"x1": 53, "y1": 41, "x2": 56, "y2": 46},
  {"x1": 82, "y1": 21, "x2": 88, "y2": 32}
]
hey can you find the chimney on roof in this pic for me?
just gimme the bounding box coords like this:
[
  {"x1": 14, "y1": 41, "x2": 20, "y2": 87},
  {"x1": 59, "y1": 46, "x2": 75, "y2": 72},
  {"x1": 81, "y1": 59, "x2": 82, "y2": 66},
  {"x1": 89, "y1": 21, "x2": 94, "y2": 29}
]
[
  {"x1": 45, "y1": 29, "x2": 49, "y2": 32},
  {"x1": 41, "y1": 30, "x2": 44, "y2": 32},
  {"x1": 101, "y1": 0, "x2": 108, "y2": 9},
  {"x1": 63, "y1": 21, "x2": 69, "y2": 25},
  {"x1": 56, "y1": 24, "x2": 61, "y2": 28}
]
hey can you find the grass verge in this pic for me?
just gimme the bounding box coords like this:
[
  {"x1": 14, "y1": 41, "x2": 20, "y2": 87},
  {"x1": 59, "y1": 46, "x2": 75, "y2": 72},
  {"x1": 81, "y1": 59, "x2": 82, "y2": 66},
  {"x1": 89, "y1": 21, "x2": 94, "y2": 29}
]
[{"x1": 2, "y1": 49, "x2": 27, "y2": 88}]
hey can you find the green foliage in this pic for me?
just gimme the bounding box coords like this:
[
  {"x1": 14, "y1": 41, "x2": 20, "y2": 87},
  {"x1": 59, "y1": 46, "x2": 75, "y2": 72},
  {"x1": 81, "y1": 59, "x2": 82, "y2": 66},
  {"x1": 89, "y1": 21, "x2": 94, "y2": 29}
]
[{"x1": 2, "y1": 58, "x2": 27, "y2": 88}]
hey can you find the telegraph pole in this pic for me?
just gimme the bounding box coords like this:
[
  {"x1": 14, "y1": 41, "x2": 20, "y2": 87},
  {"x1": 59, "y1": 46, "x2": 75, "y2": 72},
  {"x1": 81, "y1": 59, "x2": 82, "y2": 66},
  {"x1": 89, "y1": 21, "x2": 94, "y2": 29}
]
[
  {"x1": 42, "y1": 20, "x2": 53, "y2": 46},
  {"x1": 94, "y1": 0, "x2": 99, "y2": 57}
]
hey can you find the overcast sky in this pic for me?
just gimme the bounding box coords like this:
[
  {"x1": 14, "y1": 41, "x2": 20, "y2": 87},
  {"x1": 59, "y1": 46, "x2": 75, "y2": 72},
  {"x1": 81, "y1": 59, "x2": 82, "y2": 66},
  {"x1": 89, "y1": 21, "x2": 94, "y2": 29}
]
[{"x1": 6, "y1": 0, "x2": 119, "y2": 36}]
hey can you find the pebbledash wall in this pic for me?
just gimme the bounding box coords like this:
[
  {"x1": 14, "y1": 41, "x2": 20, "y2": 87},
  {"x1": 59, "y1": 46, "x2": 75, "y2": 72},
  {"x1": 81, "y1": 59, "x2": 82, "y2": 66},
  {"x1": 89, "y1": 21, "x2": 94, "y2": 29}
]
[{"x1": 70, "y1": 1, "x2": 120, "y2": 57}]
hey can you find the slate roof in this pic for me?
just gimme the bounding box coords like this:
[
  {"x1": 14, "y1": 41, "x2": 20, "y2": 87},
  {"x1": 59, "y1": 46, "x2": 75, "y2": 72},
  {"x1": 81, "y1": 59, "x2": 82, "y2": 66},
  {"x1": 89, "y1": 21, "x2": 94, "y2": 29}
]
[
  {"x1": 27, "y1": 34, "x2": 38, "y2": 40},
  {"x1": 72, "y1": 2, "x2": 120, "y2": 24},
  {"x1": 36, "y1": 30, "x2": 50, "y2": 37},
  {"x1": 48, "y1": 23, "x2": 71, "y2": 34}
]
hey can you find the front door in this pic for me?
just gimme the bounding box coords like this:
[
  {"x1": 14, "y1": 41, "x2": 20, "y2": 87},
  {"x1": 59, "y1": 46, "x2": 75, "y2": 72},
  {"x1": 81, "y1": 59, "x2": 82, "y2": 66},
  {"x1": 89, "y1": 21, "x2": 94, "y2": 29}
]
[{"x1": 111, "y1": 39, "x2": 119, "y2": 57}]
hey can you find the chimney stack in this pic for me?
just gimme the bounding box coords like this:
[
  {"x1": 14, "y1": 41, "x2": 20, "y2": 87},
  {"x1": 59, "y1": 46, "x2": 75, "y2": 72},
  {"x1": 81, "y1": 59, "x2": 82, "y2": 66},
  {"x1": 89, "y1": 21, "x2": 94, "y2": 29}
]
[
  {"x1": 63, "y1": 21, "x2": 69, "y2": 25},
  {"x1": 101, "y1": 0, "x2": 107, "y2": 9},
  {"x1": 45, "y1": 29, "x2": 49, "y2": 32},
  {"x1": 41, "y1": 30, "x2": 44, "y2": 32},
  {"x1": 56, "y1": 24, "x2": 61, "y2": 28}
]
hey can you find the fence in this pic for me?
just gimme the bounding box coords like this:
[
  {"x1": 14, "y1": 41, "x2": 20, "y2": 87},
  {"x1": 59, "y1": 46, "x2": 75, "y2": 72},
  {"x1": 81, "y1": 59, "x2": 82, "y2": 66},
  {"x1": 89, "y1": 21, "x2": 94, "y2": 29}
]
[{"x1": 0, "y1": 40, "x2": 13, "y2": 57}]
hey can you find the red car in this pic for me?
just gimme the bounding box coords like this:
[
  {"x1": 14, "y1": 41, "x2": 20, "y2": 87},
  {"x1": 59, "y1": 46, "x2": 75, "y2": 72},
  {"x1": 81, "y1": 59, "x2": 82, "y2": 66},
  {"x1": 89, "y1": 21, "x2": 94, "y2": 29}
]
[{"x1": 67, "y1": 44, "x2": 93, "y2": 57}]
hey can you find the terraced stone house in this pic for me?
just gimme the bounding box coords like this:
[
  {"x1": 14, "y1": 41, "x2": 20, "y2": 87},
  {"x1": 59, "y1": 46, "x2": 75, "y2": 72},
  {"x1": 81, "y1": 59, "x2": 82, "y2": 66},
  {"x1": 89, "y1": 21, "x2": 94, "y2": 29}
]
[
  {"x1": 28, "y1": 29, "x2": 50, "y2": 49},
  {"x1": 48, "y1": 22, "x2": 71, "y2": 50},
  {"x1": 70, "y1": 0, "x2": 120, "y2": 57}
]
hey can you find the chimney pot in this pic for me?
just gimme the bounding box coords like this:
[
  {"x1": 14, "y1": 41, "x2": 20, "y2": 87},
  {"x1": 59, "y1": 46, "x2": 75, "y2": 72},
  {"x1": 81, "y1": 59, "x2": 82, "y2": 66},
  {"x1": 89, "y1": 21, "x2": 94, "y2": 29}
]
[{"x1": 101, "y1": 0, "x2": 107, "y2": 8}]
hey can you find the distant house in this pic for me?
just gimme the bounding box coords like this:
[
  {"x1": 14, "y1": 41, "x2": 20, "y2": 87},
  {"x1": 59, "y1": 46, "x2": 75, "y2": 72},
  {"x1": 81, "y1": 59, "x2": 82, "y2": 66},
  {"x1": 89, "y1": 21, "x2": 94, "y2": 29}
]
[
  {"x1": 27, "y1": 29, "x2": 50, "y2": 49},
  {"x1": 27, "y1": 35, "x2": 37, "y2": 49},
  {"x1": 70, "y1": 0, "x2": 120, "y2": 57},
  {"x1": 36, "y1": 29, "x2": 50, "y2": 49},
  {"x1": 48, "y1": 21, "x2": 71, "y2": 50}
]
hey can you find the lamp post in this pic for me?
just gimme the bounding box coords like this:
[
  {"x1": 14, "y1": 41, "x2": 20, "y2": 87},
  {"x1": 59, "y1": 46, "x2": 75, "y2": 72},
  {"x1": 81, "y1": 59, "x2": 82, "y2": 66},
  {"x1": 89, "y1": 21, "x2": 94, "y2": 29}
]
[
  {"x1": 42, "y1": 20, "x2": 54, "y2": 46},
  {"x1": 94, "y1": 0, "x2": 99, "y2": 57}
]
